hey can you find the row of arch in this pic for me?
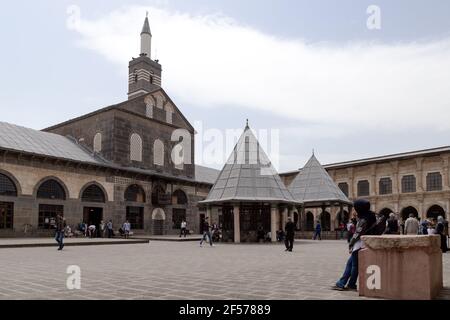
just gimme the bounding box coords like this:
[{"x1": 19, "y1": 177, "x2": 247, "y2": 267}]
[
  {"x1": 298, "y1": 204, "x2": 447, "y2": 232},
  {"x1": 0, "y1": 171, "x2": 189, "y2": 205}
]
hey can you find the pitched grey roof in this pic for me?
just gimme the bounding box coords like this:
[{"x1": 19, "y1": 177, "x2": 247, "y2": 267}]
[
  {"x1": 141, "y1": 16, "x2": 152, "y2": 35},
  {"x1": 195, "y1": 165, "x2": 220, "y2": 184},
  {"x1": 0, "y1": 121, "x2": 217, "y2": 186},
  {"x1": 201, "y1": 126, "x2": 297, "y2": 204},
  {"x1": 288, "y1": 155, "x2": 351, "y2": 206},
  {"x1": 0, "y1": 121, "x2": 104, "y2": 165}
]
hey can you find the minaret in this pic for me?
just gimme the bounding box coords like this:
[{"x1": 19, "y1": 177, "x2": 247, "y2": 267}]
[
  {"x1": 128, "y1": 14, "x2": 162, "y2": 100},
  {"x1": 140, "y1": 12, "x2": 152, "y2": 58}
]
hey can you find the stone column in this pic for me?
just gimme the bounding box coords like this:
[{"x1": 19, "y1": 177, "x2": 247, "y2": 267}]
[
  {"x1": 392, "y1": 161, "x2": 399, "y2": 194},
  {"x1": 206, "y1": 206, "x2": 212, "y2": 221},
  {"x1": 330, "y1": 206, "x2": 336, "y2": 231},
  {"x1": 393, "y1": 173, "x2": 399, "y2": 195},
  {"x1": 233, "y1": 205, "x2": 240, "y2": 243},
  {"x1": 418, "y1": 201, "x2": 425, "y2": 220},
  {"x1": 416, "y1": 157, "x2": 424, "y2": 192},
  {"x1": 442, "y1": 155, "x2": 449, "y2": 190},
  {"x1": 282, "y1": 207, "x2": 288, "y2": 231},
  {"x1": 271, "y1": 206, "x2": 277, "y2": 242},
  {"x1": 348, "y1": 168, "x2": 354, "y2": 199}
]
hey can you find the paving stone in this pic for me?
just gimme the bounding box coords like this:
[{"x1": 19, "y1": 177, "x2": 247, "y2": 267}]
[{"x1": 0, "y1": 240, "x2": 448, "y2": 300}]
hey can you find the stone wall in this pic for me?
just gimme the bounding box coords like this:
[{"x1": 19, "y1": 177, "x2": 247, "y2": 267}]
[{"x1": 0, "y1": 156, "x2": 208, "y2": 237}]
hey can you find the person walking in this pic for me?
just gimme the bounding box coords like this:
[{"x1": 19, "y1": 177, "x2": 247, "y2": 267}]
[
  {"x1": 313, "y1": 221, "x2": 322, "y2": 240},
  {"x1": 55, "y1": 214, "x2": 66, "y2": 251},
  {"x1": 199, "y1": 217, "x2": 213, "y2": 247},
  {"x1": 285, "y1": 217, "x2": 296, "y2": 252},
  {"x1": 436, "y1": 216, "x2": 448, "y2": 253},
  {"x1": 123, "y1": 220, "x2": 131, "y2": 239},
  {"x1": 99, "y1": 220, "x2": 106, "y2": 238},
  {"x1": 404, "y1": 214, "x2": 419, "y2": 235},
  {"x1": 180, "y1": 220, "x2": 187, "y2": 238},
  {"x1": 333, "y1": 199, "x2": 377, "y2": 291},
  {"x1": 107, "y1": 220, "x2": 113, "y2": 238}
]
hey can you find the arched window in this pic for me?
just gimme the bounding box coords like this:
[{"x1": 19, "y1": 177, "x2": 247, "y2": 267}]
[
  {"x1": 124, "y1": 184, "x2": 146, "y2": 203},
  {"x1": 154, "y1": 139, "x2": 164, "y2": 166},
  {"x1": 357, "y1": 180, "x2": 370, "y2": 197},
  {"x1": 321, "y1": 211, "x2": 331, "y2": 231},
  {"x1": 130, "y1": 133, "x2": 143, "y2": 162},
  {"x1": 93, "y1": 133, "x2": 102, "y2": 153},
  {"x1": 402, "y1": 175, "x2": 416, "y2": 193},
  {"x1": 37, "y1": 179, "x2": 66, "y2": 200},
  {"x1": 427, "y1": 172, "x2": 442, "y2": 191},
  {"x1": 338, "y1": 183, "x2": 349, "y2": 197},
  {"x1": 0, "y1": 173, "x2": 17, "y2": 197},
  {"x1": 173, "y1": 190, "x2": 188, "y2": 205},
  {"x1": 81, "y1": 185, "x2": 106, "y2": 203},
  {"x1": 379, "y1": 177, "x2": 392, "y2": 195}
]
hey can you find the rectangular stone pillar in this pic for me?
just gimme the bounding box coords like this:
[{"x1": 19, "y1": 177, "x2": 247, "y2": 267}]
[
  {"x1": 271, "y1": 206, "x2": 277, "y2": 242},
  {"x1": 282, "y1": 208, "x2": 288, "y2": 231},
  {"x1": 233, "y1": 206, "x2": 240, "y2": 243},
  {"x1": 206, "y1": 206, "x2": 212, "y2": 221},
  {"x1": 359, "y1": 235, "x2": 443, "y2": 300}
]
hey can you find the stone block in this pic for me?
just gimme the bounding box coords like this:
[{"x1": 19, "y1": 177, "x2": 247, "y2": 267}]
[{"x1": 359, "y1": 235, "x2": 443, "y2": 300}]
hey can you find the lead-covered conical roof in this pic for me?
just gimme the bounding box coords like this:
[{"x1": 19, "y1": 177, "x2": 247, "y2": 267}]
[
  {"x1": 288, "y1": 154, "x2": 351, "y2": 206},
  {"x1": 201, "y1": 124, "x2": 297, "y2": 204}
]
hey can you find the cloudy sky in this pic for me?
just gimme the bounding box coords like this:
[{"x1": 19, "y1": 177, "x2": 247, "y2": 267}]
[{"x1": 1, "y1": 0, "x2": 450, "y2": 172}]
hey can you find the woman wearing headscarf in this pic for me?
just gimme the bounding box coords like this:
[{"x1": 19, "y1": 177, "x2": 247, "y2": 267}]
[
  {"x1": 333, "y1": 199, "x2": 376, "y2": 291},
  {"x1": 436, "y1": 216, "x2": 448, "y2": 253}
]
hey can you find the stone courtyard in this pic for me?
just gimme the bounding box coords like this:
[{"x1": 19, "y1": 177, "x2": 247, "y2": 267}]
[{"x1": 0, "y1": 240, "x2": 449, "y2": 300}]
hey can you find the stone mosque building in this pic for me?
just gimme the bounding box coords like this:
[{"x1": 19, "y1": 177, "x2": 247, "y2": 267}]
[
  {"x1": 1, "y1": 16, "x2": 449, "y2": 239},
  {"x1": 0, "y1": 16, "x2": 217, "y2": 237}
]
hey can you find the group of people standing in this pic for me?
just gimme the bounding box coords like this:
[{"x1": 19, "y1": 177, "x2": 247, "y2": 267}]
[
  {"x1": 54, "y1": 218, "x2": 133, "y2": 251},
  {"x1": 333, "y1": 199, "x2": 449, "y2": 291},
  {"x1": 77, "y1": 220, "x2": 118, "y2": 239},
  {"x1": 384, "y1": 213, "x2": 448, "y2": 253}
]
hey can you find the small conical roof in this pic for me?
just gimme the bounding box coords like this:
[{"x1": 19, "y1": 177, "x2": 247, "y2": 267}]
[
  {"x1": 141, "y1": 15, "x2": 152, "y2": 35},
  {"x1": 288, "y1": 154, "x2": 351, "y2": 206},
  {"x1": 201, "y1": 123, "x2": 297, "y2": 205}
]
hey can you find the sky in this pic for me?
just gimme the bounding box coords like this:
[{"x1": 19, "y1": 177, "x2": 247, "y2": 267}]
[{"x1": 1, "y1": 0, "x2": 450, "y2": 172}]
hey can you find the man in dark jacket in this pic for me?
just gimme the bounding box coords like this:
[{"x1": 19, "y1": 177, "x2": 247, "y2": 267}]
[
  {"x1": 333, "y1": 199, "x2": 376, "y2": 291},
  {"x1": 285, "y1": 217, "x2": 296, "y2": 252},
  {"x1": 55, "y1": 214, "x2": 66, "y2": 251}
]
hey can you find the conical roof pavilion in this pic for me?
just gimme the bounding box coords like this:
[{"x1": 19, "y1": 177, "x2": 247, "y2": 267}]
[
  {"x1": 288, "y1": 154, "x2": 351, "y2": 207},
  {"x1": 201, "y1": 123, "x2": 297, "y2": 205}
]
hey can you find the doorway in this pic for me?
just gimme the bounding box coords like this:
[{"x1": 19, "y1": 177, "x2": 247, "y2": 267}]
[{"x1": 83, "y1": 207, "x2": 103, "y2": 237}]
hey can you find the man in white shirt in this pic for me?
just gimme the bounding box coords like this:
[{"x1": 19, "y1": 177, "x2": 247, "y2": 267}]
[
  {"x1": 180, "y1": 220, "x2": 187, "y2": 238},
  {"x1": 405, "y1": 214, "x2": 419, "y2": 235}
]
